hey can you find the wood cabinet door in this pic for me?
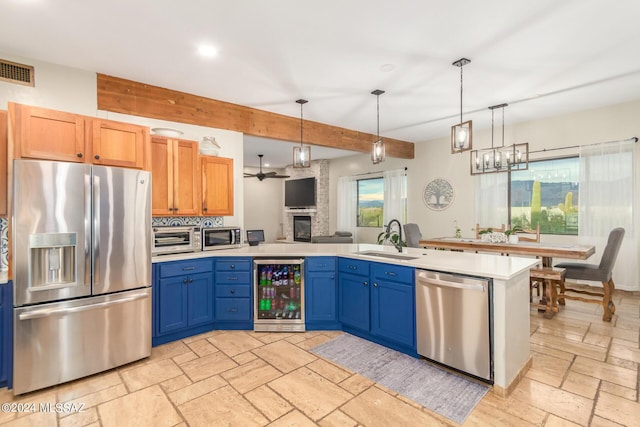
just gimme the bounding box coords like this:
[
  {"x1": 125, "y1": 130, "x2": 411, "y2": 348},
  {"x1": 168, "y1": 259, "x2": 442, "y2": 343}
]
[
  {"x1": 10, "y1": 103, "x2": 85, "y2": 162},
  {"x1": 150, "y1": 136, "x2": 174, "y2": 215},
  {"x1": 173, "y1": 140, "x2": 200, "y2": 216},
  {"x1": 0, "y1": 111, "x2": 7, "y2": 216},
  {"x1": 201, "y1": 156, "x2": 233, "y2": 216},
  {"x1": 91, "y1": 119, "x2": 147, "y2": 169}
]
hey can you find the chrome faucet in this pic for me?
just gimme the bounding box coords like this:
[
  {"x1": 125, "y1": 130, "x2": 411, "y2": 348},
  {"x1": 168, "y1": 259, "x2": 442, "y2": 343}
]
[{"x1": 386, "y1": 219, "x2": 404, "y2": 252}]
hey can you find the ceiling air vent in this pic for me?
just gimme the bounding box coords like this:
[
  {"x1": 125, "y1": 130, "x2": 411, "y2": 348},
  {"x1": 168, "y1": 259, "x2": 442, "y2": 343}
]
[{"x1": 0, "y1": 59, "x2": 35, "y2": 86}]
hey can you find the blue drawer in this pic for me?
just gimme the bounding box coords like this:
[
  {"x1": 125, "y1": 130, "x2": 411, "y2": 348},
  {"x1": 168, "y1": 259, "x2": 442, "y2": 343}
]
[
  {"x1": 216, "y1": 284, "x2": 251, "y2": 298},
  {"x1": 371, "y1": 263, "x2": 414, "y2": 284},
  {"x1": 306, "y1": 257, "x2": 336, "y2": 272},
  {"x1": 216, "y1": 259, "x2": 251, "y2": 271},
  {"x1": 216, "y1": 271, "x2": 251, "y2": 284},
  {"x1": 159, "y1": 259, "x2": 213, "y2": 278},
  {"x1": 338, "y1": 258, "x2": 369, "y2": 275},
  {"x1": 215, "y1": 298, "x2": 251, "y2": 321}
]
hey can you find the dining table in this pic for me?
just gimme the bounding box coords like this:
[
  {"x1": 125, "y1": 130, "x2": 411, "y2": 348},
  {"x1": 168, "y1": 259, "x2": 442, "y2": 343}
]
[
  {"x1": 418, "y1": 237, "x2": 595, "y2": 267},
  {"x1": 418, "y1": 237, "x2": 596, "y2": 318}
]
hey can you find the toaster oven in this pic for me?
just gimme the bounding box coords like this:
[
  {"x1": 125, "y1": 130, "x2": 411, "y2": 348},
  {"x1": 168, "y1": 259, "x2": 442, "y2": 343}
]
[{"x1": 152, "y1": 226, "x2": 201, "y2": 255}]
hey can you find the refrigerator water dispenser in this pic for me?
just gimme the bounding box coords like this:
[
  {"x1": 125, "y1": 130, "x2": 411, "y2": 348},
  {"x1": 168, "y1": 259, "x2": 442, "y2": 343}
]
[{"x1": 29, "y1": 232, "x2": 77, "y2": 288}]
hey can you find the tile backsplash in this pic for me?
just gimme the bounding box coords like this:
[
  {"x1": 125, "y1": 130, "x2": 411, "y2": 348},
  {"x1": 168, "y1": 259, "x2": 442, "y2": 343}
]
[
  {"x1": 152, "y1": 216, "x2": 223, "y2": 227},
  {"x1": 0, "y1": 216, "x2": 224, "y2": 272}
]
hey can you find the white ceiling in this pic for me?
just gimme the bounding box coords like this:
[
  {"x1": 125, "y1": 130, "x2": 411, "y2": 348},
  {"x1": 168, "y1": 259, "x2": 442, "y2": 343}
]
[{"x1": 2, "y1": 0, "x2": 640, "y2": 168}]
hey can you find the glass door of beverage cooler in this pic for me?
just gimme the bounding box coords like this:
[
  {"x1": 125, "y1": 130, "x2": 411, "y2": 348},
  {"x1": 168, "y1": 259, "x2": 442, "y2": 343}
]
[{"x1": 254, "y1": 258, "x2": 305, "y2": 332}]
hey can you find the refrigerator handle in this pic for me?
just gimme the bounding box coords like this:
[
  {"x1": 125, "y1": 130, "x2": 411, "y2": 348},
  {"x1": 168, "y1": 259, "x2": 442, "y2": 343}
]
[
  {"x1": 92, "y1": 171, "x2": 100, "y2": 288},
  {"x1": 17, "y1": 291, "x2": 150, "y2": 320}
]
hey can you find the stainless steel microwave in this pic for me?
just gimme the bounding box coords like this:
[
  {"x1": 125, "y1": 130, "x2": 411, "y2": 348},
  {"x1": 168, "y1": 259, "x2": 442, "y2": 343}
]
[
  {"x1": 152, "y1": 226, "x2": 202, "y2": 255},
  {"x1": 202, "y1": 227, "x2": 242, "y2": 251}
]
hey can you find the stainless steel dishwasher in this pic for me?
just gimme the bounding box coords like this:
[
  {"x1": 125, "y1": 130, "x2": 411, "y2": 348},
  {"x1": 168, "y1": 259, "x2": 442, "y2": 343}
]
[{"x1": 415, "y1": 269, "x2": 493, "y2": 383}]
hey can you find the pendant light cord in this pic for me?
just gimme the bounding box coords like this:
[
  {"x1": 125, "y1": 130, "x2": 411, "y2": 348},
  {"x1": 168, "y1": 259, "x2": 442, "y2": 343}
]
[
  {"x1": 459, "y1": 65, "x2": 463, "y2": 124},
  {"x1": 300, "y1": 102, "x2": 303, "y2": 148},
  {"x1": 376, "y1": 93, "x2": 380, "y2": 139}
]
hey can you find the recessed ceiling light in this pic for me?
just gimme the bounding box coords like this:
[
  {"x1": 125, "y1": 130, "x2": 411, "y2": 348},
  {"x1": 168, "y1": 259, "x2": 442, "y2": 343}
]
[{"x1": 198, "y1": 45, "x2": 218, "y2": 58}]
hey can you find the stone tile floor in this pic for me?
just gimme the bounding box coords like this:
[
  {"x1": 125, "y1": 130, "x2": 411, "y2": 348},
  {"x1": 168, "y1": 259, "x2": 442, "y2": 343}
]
[{"x1": 0, "y1": 284, "x2": 638, "y2": 426}]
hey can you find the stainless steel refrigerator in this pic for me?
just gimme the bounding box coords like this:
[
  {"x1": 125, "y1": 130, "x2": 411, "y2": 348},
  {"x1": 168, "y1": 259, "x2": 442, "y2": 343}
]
[{"x1": 12, "y1": 159, "x2": 152, "y2": 395}]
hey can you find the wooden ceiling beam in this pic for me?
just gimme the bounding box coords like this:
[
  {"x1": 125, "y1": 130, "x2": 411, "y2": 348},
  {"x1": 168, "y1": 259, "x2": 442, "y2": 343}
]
[{"x1": 97, "y1": 74, "x2": 414, "y2": 159}]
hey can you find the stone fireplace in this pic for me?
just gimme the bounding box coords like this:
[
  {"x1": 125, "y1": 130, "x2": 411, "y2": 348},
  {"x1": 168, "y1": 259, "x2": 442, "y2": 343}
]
[
  {"x1": 282, "y1": 159, "x2": 330, "y2": 242},
  {"x1": 293, "y1": 216, "x2": 312, "y2": 242}
]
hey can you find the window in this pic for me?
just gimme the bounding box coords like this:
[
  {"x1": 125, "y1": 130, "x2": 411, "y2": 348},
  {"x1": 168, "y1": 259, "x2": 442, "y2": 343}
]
[
  {"x1": 509, "y1": 157, "x2": 579, "y2": 235},
  {"x1": 357, "y1": 177, "x2": 384, "y2": 227}
]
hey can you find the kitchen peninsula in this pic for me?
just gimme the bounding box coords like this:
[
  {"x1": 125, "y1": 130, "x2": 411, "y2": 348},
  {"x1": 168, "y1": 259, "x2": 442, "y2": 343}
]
[{"x1": 153, "y1": 243, "x2": 539, "y2": 395}]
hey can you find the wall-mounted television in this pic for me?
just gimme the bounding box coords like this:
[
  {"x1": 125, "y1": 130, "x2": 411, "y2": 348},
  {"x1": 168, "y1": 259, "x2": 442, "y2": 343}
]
[{"x1": 284, "y1": 177, "x2": 316, "y2": 207}]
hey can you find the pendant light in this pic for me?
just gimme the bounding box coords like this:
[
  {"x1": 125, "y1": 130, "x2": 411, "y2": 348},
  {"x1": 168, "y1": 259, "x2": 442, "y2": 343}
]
[
  {"x1": 451, "y1": 58, "x2": 473, "y2": 153},
  {"x1": 470, "y1": 103, "x2": 529, "y2": 175},
  {"x1": 371, "y1": 89, "x2": 386, "y2": 164},
  {"x1": 293, "y1": 99, "x2": 310, "y2": 168}
]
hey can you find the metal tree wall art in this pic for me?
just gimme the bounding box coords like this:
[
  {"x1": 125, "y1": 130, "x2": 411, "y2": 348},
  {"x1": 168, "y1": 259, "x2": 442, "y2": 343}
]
[{"x1": 423, "y1": 178, "x2": 454, "y2": 211}]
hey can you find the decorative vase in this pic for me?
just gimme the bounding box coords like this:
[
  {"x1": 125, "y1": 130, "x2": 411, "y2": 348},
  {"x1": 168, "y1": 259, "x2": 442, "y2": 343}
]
[{"x1": 509, "y1": 235, "x2": 519, "y2": 244}]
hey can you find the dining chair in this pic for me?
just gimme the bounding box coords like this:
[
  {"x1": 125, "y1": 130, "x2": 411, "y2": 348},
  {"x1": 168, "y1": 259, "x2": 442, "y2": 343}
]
[
  {"x1": 475, "y1": 224, "x2": 505, "y2": 239},
  {"x1": 403, "y1": 223, "x2": 422, "y2": 248},
  {"x1": 516, "y1": 224, "x2": 540, "y2": 242},
  {"x1": 554, "y1": 227, "x2": 625, "y2": 322}
]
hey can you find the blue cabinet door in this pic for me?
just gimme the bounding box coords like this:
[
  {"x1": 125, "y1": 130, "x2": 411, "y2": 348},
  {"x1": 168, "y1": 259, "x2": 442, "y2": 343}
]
[
  {"x1": 370, "y1": 263, "x2": 415, "y2": 349},
  {"x1": 157, "y1": 276, "x2": 189, "y2": 334},
  {"x1": 305, "y1": 256, "x2": 337, "y2": 328},
  {"x1": 0, "y1": 282, "x2": 11, "y2": 388},
  {"x1": 306, "y1": 271, "x2": 336, "y2": 322},
  {"x1": 338, "y1": 273, "x2": 370, "y2": 331},
  {"x1": 370, "y1": 279, "x2": 415, "y2": 348},
  {"x1": 187, "y1": 273, "x2": 214, "y2": 326}
]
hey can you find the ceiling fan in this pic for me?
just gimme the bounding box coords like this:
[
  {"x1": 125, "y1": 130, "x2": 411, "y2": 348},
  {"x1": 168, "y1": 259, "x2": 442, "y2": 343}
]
[{"x1": 244, "y1": 154, "x2": 290, "y2": 181}]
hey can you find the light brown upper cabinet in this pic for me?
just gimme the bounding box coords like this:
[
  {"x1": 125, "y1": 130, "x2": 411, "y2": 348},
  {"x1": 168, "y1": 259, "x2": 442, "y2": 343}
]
[
  {"x1": 9, "y1": 103, "x2": 85, "y2": 162},
  {"x1": 90, "y1": 119, "x2": 148, "y2": 169},
  {"x1": 9, "y1": 103, "x2": 149, "y2": 169},
  {"x1": 150, "y1": 136, "x2": 200, "y2": 216},
  {"x1": 201, "y1": 156, "x2": 233, "y2": 216},
  {"x1": 0, "y1": 110, "x2": 7, "y2": 216}
]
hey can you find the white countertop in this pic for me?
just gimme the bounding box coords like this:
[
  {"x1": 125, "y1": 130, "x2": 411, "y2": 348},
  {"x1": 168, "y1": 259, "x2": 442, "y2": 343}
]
[{"x1": 153, "y1": 243, "x2": 539, "y2": 280}]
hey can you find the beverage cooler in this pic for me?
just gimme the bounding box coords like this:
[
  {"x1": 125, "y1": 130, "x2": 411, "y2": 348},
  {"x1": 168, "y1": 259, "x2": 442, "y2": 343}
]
[{"x1": 254, "y1": 258, "x2": 305, "y2": 332}]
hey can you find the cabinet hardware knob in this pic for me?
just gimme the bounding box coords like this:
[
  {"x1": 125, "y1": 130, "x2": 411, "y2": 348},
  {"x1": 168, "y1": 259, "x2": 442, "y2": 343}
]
[
  {"x1": 183, "y1": 279, "x2": 188, "y2": 284},
  {"x1": 188, "y1": 278, "x2": 193, "y2": 283},
  {"x1": 230, "y1": 264, "x2": 235, "y2": 269},
  {"x1": 94, "y1": 155, "x2": 100, "y2": 160},
  {"x1": 76, "y1": 153, "x2": 83, "y2": 158},
  {"x1": 230, "y1": 289, "x2": 235, "y2": 294},
  {"x1": 203, "y1": 207, "x2": 208, "y2": 211},
  {"x1": 373, "y1": 282, "x2": 378, "y2": 287},
  {"x1": 363, "y1": 281, "x2": 368, "y2": 286}
]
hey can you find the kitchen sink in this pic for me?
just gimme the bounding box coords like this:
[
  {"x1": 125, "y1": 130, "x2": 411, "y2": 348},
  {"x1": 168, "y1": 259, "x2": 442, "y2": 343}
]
[{"x1": 355, "y1": 251, "x2": 420, "y2": 261}]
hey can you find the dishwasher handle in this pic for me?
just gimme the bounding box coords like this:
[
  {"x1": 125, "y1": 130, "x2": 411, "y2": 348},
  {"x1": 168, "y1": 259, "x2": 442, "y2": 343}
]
[{"x1": 416, "y1": 271, "x2": 487, "y2": 292}]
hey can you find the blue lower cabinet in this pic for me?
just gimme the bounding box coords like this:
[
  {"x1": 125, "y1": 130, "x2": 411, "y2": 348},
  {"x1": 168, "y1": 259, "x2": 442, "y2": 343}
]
[
  {"x1": 305, "y1": 257, "x2": 340, "y2": 330},
  {"x1": 153, "y1": 259, "x2": 215, "y2": 346},
  {"x1": 338, "y1": 258, "x2": 417, "y2": 356},
  {"x1": 370, "y1": 271, "x2": 415, "y2": 349},
  {"x1": 0, "y1": 281, "x2": 13, "y2": 388},
  {"x1": 338, "y1": 258, "x2": 370, "y2": 332},
  {"x1": 214, "y1": 257, "x2": 253, "y2": 330}
]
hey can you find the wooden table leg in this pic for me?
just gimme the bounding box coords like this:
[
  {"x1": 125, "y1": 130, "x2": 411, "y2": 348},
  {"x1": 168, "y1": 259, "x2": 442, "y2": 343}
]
[{"x1": 543, "y1": 278, "x2": 559, "y2": 319}]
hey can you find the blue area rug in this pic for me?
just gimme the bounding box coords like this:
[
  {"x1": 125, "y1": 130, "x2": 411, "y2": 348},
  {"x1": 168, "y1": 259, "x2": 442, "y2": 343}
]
[{"x1": 311, "y1": 333, "x2": 489, "y2": 424}]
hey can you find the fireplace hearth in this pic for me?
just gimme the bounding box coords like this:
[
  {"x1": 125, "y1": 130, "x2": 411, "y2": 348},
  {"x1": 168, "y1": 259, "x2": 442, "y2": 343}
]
[{"x1": 293, "y1": 216, "x2": 311, "y2": 242}]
